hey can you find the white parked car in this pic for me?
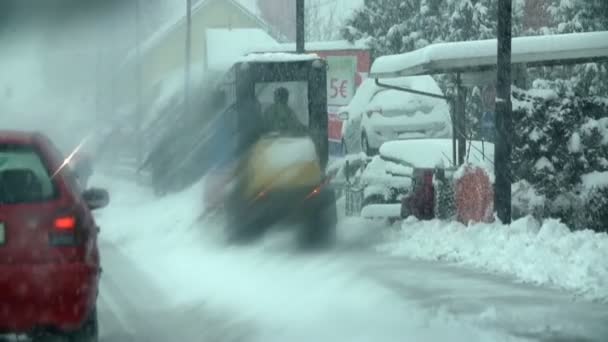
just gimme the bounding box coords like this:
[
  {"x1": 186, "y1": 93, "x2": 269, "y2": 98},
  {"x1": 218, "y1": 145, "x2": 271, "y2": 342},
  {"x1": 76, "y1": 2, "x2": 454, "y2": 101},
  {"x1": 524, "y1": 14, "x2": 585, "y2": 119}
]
[{"x1": 339, "y1": 76, "x2": 452, "y2": 155}]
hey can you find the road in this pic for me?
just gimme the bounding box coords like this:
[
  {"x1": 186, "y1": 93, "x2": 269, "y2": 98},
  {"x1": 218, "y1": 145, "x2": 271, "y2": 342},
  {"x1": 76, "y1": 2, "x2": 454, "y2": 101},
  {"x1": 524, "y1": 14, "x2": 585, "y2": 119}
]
[
  {"x1": 98, "y1": 242, "x2": 252, "y2": 342},
  {"x1": 97, "y1": 239, "x2": 608, "y2": 342}
]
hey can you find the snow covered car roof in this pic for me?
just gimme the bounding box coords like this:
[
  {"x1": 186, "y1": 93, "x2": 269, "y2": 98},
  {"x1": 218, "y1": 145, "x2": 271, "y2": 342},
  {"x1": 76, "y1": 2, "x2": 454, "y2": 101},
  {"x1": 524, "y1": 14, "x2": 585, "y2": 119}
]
[
  {"x1": 341, "y1": 76, "x2": 452, "y2": 136},
  {"x1": 379, "y1": 138, "x2": 494, "y2": 169},
  {"x1": 343, "y1": 75, "x2": 445, "y2": 114}
]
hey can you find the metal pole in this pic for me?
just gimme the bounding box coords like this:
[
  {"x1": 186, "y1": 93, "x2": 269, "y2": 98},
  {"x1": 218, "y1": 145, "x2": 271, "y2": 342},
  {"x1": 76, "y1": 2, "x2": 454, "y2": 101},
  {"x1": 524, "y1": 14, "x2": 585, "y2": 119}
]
[
  {"x1": 184, "y1": 0, "x2": 192, "y2": 121},
  {"x1": 455, "y1": 73, "x2": 466, "y2": 165},
  {"x1": 495, "y1": 0, "x2": 513, "y2": 223},
  {"x1": 95, "y1": 49, "x2": 101, "y2": 124},
  {"x1": 296, "y1": 0, "x2": 305, "y2": 53},
  {"x1": 135, "y1": 0, "x2": 143, "y2": 168}
]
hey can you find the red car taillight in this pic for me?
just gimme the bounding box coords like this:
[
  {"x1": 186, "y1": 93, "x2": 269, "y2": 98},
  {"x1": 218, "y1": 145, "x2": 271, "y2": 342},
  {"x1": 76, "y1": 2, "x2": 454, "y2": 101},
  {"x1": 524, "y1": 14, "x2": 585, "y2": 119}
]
[
  {"x1": 49, "y1": 213, "x2": 79, "y2": 246},
  {"x1": 54, "y1": 216, "x2": 76, "y2": 230}
]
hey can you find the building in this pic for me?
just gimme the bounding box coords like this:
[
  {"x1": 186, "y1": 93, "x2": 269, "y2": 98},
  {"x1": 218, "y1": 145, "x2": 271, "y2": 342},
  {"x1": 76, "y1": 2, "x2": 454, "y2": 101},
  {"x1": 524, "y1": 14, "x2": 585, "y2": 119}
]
[{"x1": 114, "y1": 0, "x2": 286, "y2": 118}]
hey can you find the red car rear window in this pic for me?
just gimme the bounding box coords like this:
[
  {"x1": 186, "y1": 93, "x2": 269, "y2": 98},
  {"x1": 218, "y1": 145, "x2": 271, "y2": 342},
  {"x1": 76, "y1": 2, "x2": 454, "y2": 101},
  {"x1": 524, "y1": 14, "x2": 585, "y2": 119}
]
[{"x1": 0, "y1": 144, "x2": 59, "y2": 204}]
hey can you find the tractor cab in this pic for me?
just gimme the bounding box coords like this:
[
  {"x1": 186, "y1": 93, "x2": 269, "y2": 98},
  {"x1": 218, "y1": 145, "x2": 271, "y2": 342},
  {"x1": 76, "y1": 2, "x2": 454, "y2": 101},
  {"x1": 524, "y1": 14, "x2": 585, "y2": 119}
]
[
  {"x1": 210, "y1": 53, "x2": 336, "y2": 248},
  {"x1": 215, "y1": 53, "x2": 329, "y2": 168}
]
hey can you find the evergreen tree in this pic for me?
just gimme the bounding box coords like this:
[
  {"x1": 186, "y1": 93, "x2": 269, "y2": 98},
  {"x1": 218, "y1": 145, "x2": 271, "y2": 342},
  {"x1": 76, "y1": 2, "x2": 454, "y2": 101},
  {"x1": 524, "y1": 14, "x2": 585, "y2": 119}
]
[
  {"x1": 342, "y1": 0, "x2": 517, "y2": 139},
  {"x1": 512, "y1": 87, "x2": 608, "y2": 229},
  {"x1": 526, "y1": 0, "x2": 608, "y2": 96}
]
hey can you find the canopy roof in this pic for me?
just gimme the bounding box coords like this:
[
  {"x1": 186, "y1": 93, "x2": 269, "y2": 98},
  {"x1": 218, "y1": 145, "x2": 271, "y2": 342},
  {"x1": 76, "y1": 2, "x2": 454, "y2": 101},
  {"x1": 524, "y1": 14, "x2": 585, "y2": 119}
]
[{"x1": 370, "y1": 31, "x2": 608, "y2": 78}]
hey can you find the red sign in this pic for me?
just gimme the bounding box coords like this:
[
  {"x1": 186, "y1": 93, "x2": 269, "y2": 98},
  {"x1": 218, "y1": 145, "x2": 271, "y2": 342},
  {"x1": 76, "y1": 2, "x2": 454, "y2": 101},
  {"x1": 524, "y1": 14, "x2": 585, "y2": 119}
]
[
  {"x1": 328, "y1": 112, "x2": 342, "y2": 141},
  {"x1": 314, "y1": 50, "x2": 371, "y2": 143}
]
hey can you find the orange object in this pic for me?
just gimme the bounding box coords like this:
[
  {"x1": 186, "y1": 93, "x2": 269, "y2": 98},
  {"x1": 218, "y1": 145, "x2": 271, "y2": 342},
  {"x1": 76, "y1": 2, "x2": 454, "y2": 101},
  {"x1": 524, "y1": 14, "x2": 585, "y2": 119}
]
[{"x1": 455, "y1": 166, "x2": 494, "y2": 224}]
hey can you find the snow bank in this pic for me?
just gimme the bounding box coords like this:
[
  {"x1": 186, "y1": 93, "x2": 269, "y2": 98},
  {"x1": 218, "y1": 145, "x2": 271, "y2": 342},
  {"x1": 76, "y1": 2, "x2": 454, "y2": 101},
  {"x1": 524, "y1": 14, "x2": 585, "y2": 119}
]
[{"x1": 380, "y1": 217, "x2": 608, "y2": 302}]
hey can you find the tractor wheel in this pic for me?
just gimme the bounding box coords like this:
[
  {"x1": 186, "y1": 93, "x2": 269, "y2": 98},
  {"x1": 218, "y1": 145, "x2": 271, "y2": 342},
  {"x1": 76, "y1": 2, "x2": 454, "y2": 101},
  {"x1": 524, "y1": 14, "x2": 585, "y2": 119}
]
[{"x1": 297, "y1": 190, "x2": 338, "y2": 250}]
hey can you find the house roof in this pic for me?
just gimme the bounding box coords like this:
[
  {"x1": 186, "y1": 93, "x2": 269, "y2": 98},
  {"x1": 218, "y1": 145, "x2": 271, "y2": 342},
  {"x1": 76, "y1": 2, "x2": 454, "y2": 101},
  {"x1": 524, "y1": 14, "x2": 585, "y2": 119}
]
[
  {"x1": 249, "y1": 39, "x2": 370, "y2": 53},
  {"x1": 370, "y1": 31, "x2": 608, "y2": 78},
  {"x1": 122, "y1": 0, "x2": 287, "y2": 67}
]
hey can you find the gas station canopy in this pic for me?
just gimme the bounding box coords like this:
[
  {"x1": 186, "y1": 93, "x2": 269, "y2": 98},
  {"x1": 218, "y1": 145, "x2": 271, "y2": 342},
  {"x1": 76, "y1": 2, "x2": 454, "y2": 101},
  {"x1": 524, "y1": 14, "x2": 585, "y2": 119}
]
[{"x1": 369, "y1": 31, "x2": 608, "y2": 79}]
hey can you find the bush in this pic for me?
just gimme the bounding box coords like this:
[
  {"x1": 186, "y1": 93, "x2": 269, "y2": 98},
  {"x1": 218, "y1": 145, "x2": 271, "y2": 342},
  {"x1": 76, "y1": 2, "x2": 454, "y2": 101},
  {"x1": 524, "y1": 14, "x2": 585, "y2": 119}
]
[
  {"x1": 512, "y1": 87, "x2": 608, "y2": 231},
  {"x1": 579, "y1": 185, "x2": 608, "y2": 233}
]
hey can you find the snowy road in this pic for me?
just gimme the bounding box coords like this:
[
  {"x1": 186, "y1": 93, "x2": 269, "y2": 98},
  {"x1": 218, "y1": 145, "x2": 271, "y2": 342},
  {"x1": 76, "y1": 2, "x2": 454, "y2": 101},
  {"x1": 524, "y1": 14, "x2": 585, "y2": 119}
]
[
  {"x1": 358, "y1": 255, "x2": 608, "y2": 342},
  {"x1": 92, "y1": 176, "x2": 608, "y2": 342},
  {"x1": 96, "y1": 240, "x2": 608, "y2": 342}
]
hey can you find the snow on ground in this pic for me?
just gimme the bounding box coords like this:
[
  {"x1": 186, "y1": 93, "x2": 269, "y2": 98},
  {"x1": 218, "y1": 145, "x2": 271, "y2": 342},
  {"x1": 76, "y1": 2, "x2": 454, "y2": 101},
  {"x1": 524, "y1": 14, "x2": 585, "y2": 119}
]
[
  {"x1": 92, "y1": 174, "x2": 531, "y2": 341},
  {"x1": 379, "y1": 216, "x2": 608, "y2": 302}
]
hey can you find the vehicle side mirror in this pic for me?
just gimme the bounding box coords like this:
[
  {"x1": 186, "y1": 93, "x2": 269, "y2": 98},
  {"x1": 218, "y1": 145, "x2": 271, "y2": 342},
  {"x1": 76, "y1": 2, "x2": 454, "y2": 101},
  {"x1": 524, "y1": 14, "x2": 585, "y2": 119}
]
[
  {"x1": 338, "y1": 112, "x2": 349, "y2": 120},
  {"x1": 82, "y1": 188, "x2": 110, "y2": 210}
]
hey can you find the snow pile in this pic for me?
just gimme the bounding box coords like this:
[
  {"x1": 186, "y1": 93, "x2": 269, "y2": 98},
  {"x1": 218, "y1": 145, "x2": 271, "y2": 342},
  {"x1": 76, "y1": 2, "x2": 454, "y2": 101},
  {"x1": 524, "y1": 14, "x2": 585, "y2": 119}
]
[
  {"x1": 380, "y1": 217, "x2": 608, "y2": 302},
  {"x1": 360, "y1": 155, "x2": 412, "y2": 190}
]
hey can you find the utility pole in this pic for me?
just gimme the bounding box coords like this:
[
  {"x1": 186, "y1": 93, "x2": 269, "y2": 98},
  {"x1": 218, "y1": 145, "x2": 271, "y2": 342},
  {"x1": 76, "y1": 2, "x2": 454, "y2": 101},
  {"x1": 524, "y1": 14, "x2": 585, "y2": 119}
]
[
  {"x1": 184, "y1": 0, "x2": 192, "y2": 121},
  {"x1": 455, "y1": 74, "x2": 466, "y2": 165},
  {"x1": 296, "y1": 0, "x2": 305, "y2": 53},
  {"x1": 95, "y1": 49, "x2": 102, "y2": 125},
  {"x1": 135, "y1": 0, "x2": 143, "y2": 168},
  {"x1": 495, "y1": 0, "x2": 513, "y2": 223}
]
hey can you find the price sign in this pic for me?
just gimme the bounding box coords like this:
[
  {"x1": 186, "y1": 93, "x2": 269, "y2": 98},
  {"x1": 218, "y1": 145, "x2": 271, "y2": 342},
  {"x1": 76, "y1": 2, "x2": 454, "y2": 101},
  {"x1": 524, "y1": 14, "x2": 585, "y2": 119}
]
[
  {"x1": 326, "y1": 56, "x2": 357, "y2": 106},
  {"x1": 330, "y1": 78, "x2": 350, "y2": 99}
]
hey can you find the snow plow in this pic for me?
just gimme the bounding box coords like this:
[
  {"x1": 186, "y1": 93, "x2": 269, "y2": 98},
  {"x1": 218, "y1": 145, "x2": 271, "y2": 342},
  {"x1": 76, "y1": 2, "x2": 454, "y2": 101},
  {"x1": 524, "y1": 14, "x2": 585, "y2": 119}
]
[
  {"x1": 224, "y1": 134, "x2": 337, "y2": 247},
  {"x1": 206, "y1": 53, "x2": 337, "y2": 247}
]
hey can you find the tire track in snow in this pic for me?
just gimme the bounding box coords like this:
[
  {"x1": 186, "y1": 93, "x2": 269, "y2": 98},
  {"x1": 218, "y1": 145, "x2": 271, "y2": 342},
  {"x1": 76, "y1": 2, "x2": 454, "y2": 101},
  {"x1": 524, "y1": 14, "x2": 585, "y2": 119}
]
[
  {"x1": 358, "y1": 254, "x2": 608, "y2": 342},
  {"x1": 99, "y1": 242, "x2": 253, "y2": 342}
]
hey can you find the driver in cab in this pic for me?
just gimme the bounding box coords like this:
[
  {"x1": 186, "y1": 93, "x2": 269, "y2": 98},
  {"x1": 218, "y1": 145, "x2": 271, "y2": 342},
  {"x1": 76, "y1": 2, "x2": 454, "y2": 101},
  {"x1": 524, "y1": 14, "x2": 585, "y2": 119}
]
[{"x1": 262, "y1": 87, "x2": 306, "y2": 135}]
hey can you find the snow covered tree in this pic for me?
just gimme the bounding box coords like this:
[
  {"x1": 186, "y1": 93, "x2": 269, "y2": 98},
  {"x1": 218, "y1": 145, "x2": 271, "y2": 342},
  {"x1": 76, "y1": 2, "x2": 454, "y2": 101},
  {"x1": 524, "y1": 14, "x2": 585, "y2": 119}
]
[
  {"x1": 525, "y1": 0, "x2": 608, "y2": 96},
  {"x1": 342, "y1": 0, "x2": 608, "y2": 229},
  {"x1": 342, "y1": 0, "x2": 524, "y2": 139},
  {"x1": 512, "y1": 86, "x2": 608, "y2": 229},
  {"x1": 305, "y1": 0, "x2": 339, "y2": 41}
]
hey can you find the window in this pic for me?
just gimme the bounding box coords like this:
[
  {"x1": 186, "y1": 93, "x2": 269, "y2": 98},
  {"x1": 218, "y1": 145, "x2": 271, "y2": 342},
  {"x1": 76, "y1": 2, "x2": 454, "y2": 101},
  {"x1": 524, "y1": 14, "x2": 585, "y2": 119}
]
[
  {"x1": 255, "y1": 81, "x2": 310, "y2": 127},
  {"x1": 0, "y1": 144, "x2": 58, "y2": 204}
]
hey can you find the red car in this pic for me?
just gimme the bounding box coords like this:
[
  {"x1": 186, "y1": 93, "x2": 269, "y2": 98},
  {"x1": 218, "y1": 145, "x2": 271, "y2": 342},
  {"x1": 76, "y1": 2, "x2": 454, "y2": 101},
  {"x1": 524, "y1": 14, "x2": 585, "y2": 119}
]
[{"x1": 0, "y1": 131, "x2": 109, "y2": 341}]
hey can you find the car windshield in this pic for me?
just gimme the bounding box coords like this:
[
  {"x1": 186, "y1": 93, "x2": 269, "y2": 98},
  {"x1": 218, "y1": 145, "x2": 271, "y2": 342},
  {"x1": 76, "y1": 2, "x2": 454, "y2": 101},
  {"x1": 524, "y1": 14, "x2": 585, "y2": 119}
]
[
  {"x1": 256, "y1": 81, "x2": 310, "y2": 129},
  {"x1": 0, "y1": 144, "x2": 57, "y2": 204},
  {"x1": 2, "y1": 1, "x2": 608, "y2": 341}
]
